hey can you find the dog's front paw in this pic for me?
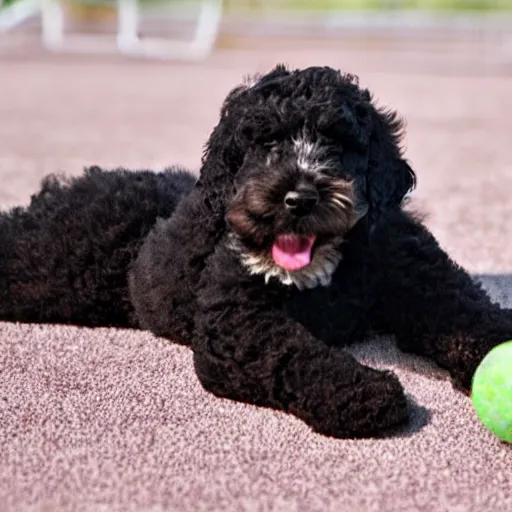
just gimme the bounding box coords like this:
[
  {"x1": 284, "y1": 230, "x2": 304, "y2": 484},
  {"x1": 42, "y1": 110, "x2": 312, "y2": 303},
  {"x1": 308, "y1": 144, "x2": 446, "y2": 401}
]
[
  {"x1": 450, "y1": 370, "x2": 473, "y2": 396},
  {"x1": 442, "y1": 331, "x2": 512, "y2": 396},
  {"x1": 289, "y1": 355, "x2": 409, "y2": 439}
]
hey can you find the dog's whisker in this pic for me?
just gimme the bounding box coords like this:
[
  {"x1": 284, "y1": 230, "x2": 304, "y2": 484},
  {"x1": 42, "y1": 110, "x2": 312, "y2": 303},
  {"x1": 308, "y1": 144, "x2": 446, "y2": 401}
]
[
  {"x1": 331, "y1": 192, "x2": 354, "y2": 205},
  {"x1": 330, "y1": 198, "x2": 350, "y2": 211}
]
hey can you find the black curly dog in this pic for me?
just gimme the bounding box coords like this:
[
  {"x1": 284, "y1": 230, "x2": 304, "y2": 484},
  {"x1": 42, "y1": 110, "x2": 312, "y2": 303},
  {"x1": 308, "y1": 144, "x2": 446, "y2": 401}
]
[{"x1": 1, "y1": 65, "x2": 511, "y2": 438}]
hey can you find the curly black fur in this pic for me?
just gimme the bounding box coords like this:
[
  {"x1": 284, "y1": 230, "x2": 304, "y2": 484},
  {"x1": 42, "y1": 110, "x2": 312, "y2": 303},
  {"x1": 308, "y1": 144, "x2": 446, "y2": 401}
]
[
  {"x1": 1, "y1": 65, "x2": 511, "y2": 438},
  {"x1": 0, "y1": 167, "x2": 195, "y2": 327}
]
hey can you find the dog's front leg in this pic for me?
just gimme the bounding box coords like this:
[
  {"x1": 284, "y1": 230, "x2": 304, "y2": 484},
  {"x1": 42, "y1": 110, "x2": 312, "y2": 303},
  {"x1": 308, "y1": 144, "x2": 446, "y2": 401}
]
[
  {"x1": 370, "y1": 210, "x2": 512, "y2": 393},
  {"x1": 192, "y1": 244, "x2": 409, "y2": 438}
]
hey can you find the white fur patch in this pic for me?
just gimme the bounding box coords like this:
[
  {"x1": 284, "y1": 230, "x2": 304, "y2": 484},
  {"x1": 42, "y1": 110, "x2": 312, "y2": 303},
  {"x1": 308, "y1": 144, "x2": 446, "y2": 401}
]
[
  {"x1": 228, "y1": 234, "x2": 343, "y2": 291},
  {"x1": 292, "y1": 132, "x2": 333, "y2": 175}
]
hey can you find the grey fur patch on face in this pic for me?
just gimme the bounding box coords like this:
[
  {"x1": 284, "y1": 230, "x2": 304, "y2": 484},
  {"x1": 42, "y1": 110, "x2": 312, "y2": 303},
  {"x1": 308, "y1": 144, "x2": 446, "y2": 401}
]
[
  {"x1": 228, "y1": 234, "x2": 344, "y2": 290},
  {"x1": 292, "y1": 132, "x2": 334, "y2": 175}
]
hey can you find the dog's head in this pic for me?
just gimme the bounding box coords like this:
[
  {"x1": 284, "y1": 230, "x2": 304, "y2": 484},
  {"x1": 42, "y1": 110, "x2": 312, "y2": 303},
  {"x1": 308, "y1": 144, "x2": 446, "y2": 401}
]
[{"x1": 198, "y1": 65, "x2": 416, "y2": 289}]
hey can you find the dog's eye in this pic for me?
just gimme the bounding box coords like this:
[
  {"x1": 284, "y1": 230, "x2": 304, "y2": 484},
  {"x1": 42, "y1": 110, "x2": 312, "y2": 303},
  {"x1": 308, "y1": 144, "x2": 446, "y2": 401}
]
[
  {"x1": 313, "y1": 166, "x2": 342, "y2": 182},
  {"x1": 248, "y1": 210, "x2": 274, "y2": 224}
]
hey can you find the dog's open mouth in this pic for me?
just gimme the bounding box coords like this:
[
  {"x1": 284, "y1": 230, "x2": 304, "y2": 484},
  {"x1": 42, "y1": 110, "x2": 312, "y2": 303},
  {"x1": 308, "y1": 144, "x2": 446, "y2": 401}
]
[{"x1": 271, "y1": 234, "x2": 317, "y2": 271}]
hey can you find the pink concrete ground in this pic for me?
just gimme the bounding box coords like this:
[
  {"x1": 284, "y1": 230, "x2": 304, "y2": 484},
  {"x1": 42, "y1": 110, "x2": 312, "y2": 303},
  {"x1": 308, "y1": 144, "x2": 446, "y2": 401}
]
[{"x1": 0, "y1": 34, "x2": 511, "y2": 511}]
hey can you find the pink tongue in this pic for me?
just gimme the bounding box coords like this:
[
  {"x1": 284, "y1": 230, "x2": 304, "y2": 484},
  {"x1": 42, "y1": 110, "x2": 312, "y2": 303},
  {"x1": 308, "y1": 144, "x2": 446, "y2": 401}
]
[{"x1": 271, "y1": 234, "x2": 316, "y2": 271}]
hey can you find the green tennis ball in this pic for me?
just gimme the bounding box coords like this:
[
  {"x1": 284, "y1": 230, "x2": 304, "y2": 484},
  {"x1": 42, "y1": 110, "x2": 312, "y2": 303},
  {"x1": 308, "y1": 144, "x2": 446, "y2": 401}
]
[{"x1": 471, "y1": 340, "x2": 512, "y2": 444}]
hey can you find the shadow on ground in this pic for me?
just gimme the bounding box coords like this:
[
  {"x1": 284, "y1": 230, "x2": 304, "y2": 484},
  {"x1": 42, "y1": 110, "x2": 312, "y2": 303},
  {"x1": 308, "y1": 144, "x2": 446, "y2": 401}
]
[{"x1": 474, "y1": 273, "x2": 512, "y2": 307}]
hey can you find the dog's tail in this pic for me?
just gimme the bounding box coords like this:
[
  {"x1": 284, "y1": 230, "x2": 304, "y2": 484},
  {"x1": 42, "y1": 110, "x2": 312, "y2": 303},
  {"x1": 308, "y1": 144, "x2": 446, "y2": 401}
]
[{"x1": 0, "y1": 166, "x2": 196, "y2": 328}]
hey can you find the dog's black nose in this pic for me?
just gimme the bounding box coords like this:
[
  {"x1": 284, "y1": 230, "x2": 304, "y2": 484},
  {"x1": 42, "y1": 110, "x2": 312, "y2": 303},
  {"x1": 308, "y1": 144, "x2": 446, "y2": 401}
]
[{"x1": 284, "y1": 186, "x2": 319, "y2": 216}]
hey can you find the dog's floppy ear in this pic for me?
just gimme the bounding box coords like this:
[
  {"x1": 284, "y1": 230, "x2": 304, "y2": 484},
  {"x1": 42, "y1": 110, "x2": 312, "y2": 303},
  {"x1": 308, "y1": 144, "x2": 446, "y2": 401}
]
[
  {"x1": 197, "y1": 64, "x2": 294, "y2": 218},
  {"x1": 196, "y1": 91, "x2": 249, "y2": 218},
  {"x1": 364, "y1": 107, "x2": 416, "y2": 225}
]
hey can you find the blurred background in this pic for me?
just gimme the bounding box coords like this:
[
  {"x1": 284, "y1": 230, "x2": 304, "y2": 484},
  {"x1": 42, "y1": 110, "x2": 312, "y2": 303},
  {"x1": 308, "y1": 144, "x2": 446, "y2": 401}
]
[{"x1": 0, "y1": 0, "x2": 511, "y2": 272}]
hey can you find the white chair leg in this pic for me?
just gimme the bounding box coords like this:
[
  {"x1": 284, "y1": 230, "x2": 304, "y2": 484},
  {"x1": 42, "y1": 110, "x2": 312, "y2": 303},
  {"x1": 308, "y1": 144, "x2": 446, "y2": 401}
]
[
  {"x1": 190, "y1": 0, "x2": 223, "y2": 55},
  {"x1": 117, "y1": 0, "x2": 138, "y2": 51},
  {"x1": 41, "y1": 0, "x2": 64, "y2": 48}
]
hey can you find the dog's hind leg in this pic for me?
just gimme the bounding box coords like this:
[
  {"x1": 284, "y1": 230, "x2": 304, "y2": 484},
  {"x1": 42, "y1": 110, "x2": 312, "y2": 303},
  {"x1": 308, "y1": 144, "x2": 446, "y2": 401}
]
[{"x1": 0, "y1": 166, "x2": 195, "y2": 328}]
